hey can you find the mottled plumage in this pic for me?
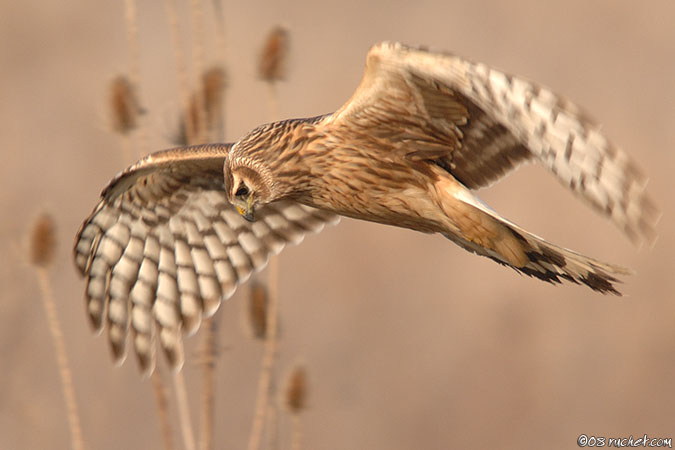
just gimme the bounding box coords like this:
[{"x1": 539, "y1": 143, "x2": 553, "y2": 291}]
[
  {"x1": 74, "y1": 145, "x2": 338, "y2": 373},
  {"x1": 75, "y1": 42, "x2": 658, "y2": 373}
]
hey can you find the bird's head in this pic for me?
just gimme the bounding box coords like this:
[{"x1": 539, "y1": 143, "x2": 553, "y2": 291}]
[
  {"x1": 225, "y1": 146, "x2": 276, "y2": 222},
  {"x1": 225, "y1": 120, "x2": 310, "y2": 221}
]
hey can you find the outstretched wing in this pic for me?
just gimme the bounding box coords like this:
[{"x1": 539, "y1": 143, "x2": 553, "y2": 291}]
[
  {"x1": 74, "y1": 144, "x2": 338, "y2": 374},
  {"x1": 327, "y1": 41, "x2": 658, "y2": 245}
]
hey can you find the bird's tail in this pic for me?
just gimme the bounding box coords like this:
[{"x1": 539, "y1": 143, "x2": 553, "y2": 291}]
[{"x1": 436, "y1": 178, "x2": 630, "y2": 295}]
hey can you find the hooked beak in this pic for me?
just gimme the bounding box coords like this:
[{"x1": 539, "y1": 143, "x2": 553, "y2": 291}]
[{"x1": 235, "y1": 197, "x2": 255, "y2": 222}]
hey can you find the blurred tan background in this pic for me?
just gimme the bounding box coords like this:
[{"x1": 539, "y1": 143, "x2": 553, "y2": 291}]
[{"x1": 1, "y1": 0, "x2": 673, "y2": 449}]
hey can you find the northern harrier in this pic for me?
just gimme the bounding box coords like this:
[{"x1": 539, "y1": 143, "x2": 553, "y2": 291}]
[{"x1": 74, "y1": 42, "x2": 658, "y2": 373}]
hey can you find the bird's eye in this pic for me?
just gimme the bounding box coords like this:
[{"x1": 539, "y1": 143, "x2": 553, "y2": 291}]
[{"x1": 235, "y1": 184, "x2": 250, "y2": 197}]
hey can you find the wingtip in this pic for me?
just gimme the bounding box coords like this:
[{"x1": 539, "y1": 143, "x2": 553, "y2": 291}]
[{"x1": 135, "y1": 352, "x2": 157, "y2": 379}]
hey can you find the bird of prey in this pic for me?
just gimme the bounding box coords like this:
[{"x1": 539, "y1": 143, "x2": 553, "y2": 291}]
[{"x1": 74, "y1": 41, "x2": 658, "y2": 373}]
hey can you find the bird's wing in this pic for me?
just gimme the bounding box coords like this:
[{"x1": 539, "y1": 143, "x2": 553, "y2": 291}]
[
  {"x1": 327, "y1": 41, "x2": 658, "y2": 245},
  {"x1": 74, "y1": 144, "x2": 338, "y2": 374}
]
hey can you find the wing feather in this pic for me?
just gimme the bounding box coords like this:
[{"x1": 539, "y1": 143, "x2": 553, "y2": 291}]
[
  {"x1": 74, "y1": 144, "x2": 339, "y2": 373},
  {"x1": 329, "y1": 41, "x2": 658, "y2": 245}
]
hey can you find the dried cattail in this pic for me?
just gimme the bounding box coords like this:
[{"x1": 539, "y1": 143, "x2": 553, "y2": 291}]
[
  {"x1": 109, "y1": 75, "x2": 142, "y2": 134},
  {"x1": 245, "y1": 281, "x2": 268, "y2": 339},
  {"x1": 247, "y1": 269, "x2": 281, "y2": 450},
  {"x1": 32, "y1": 212, "x2": 84, "y2": 450},
  {"x1": 258, "y1": 26, "x2": 289, "y2": 82},
  {"x1": 283, "y1": 364, "x2": 308, "y2": 414},
  {"x1": 30, "y1": 213, "x2": 56, "y2": 267},
  {"x1": 199, "y1": 317, "x2": 219, "y2": 450},
  {"x1": 175, "y1": 66, "x2": 228, "y2": 146}
]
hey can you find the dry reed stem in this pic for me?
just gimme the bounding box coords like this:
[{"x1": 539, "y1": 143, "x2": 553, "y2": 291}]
[
  {"x1": 266, "y1": 84, "x2": 280, "y2": 123},
  {"x1": 164, "y1": 0, "x2": 197, "y2": 145},
  {"x1": 194, "y1": 6, "x2": 225, "y2": 445},
  {"x1": 36, "y1": 268, "x2": 86, "y2": 450},
  {"x1": 262, "y1": 47, "x2": 285, "y2": 447},
  {"x1": 210, "y1": 0, "x2": 227, "y2": 139},
  {"x1": 198, "y1": 317, "x2": 219, "y2": 450},
  {"x1": 265, "y1": 399, "x2": 279, "y2": 450},
  {"x1": 120, "y1": 134, "x2": 133, "y2": 164},
  {"x1": 189, "y1": 0, "x2": 207, "y2": 144},
  {"x1": 123, "y1": 0, "x2": 147, "y2": 155},
  {"x1": 191, "y1": 0, "x2": 221, "y2": 441},
  {"x1": 29, "y1": 214, "x2": 84, "y2": 449},
  {"x1": 246, "y1": 41, "x2": 289, "y2": 447},
  {"x1": 211, "y1": 0, "x2": 226, "y2": 51},
  {"x1": 123, "y1": 0, "x2": 140, "y2": 106},
  {"x1": 290, "y1": 414, "x2": 302, "y2": 450},
  {"x1": 152, "y1": 369, "x2": 175, "y2": 450},
  {"x1": 246, "y1": 255, "x2": 281, "y2": 450},
  {"x1": 283, "y1": 365, "x2": 307, "y2": 450},
  {"x1": 173, "y1": 370, "x2": 196, "y2": 450}
]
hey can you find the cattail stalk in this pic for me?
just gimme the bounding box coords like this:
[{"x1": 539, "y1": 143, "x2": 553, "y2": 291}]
[
  {"x1": 283, "y1": 365, "x2": 307, "y2": 450},
  {"x1": 120, "y1": 134, "x2": 133, "y2": 164},
  {"x1": 198, "y1": 317, "x2": 218, "y2": 450},
  {"x1": 123, "y1": 0, "x2": 147, "y2": 156},
  {"x1": 265, "y1": 400, "x2": 279, "y2": 450},
  {"x1": 173, "y1": 370, "x2": 196, "y2": 450},
  {"x1": 189, "y1": 0, "x2": 207, "y2": 144},
  {"x1": 193, "y1": 5, "x2": 227, "y2": 447},
  {"x1": 266, "y1": 84, "x2": 280, "y2": 123},
  {"x1": 290, "y1": 415, "x2": 302, "y2": 450},
  {"x1": 30, "y1": 215, "x2": 85, "y2": 450},
  {"x1": 151, "y1": 370, "x2": 175, "y2": 450},
  {"x1": 247, "y1": 28, "x2": 289, "y2": 450},
  {"x1": 211, "y1": 0, "x2": 228, "y2": 139},
  {"x1": 266, "y1": 256, "x2": 281, "y2": 448},
  {"x1": 246, "y1": 255, "x2": 281, "y2": 450},
  {"x1": 211, "y1": 0, "x2": 226, "y2": 51},
  {"x1": 260, "y1": 29, "x2": 285, "y2": 445},
  {"x1": 37, "y1": 270, "x2": 86, "y2": 450},
  {"x1": 248, "y1": 256, "x2": 279, "y2": 450},
  {"x1": 164, "y1": 0, "x2": 196, "y2": 144}
]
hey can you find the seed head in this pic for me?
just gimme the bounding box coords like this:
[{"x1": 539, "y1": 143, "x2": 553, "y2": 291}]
[
  {"x1": 29, "y1": 213, "x2": 57, "y2": 267},
  {"x1": 283, "y1": 364, "x2": 308, "y2": 414},
  {"x1": 258, "y1": 26, "x2": 289, "y2": 82},
  {"x1": 246, "y1": 281, "x2": 268, "y2": 339},
  {"x1": 109, "y1": 75, "x2": 142, "y2": 134}
]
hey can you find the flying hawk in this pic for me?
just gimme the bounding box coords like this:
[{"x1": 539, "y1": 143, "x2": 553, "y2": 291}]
[{"x1": 74, "y1": 42, "x2": 658, "y2": 373}]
